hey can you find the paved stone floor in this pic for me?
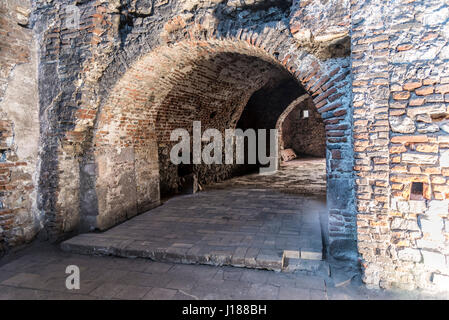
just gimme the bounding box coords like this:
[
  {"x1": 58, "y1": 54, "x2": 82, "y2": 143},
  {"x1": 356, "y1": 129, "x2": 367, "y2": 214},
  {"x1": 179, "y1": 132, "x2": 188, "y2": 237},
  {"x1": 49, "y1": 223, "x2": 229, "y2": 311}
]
[
  {"x1": 0, "y1": 243, "x2": 445, "y2": 300},
  {"x1": 62, "y1": 158, "x2": 327, "y2": 271},
  {"x1": 0, "y1": 158, "x2": 447, "y2": 299},
  {"x1": 214, "y1": 157, "x2": 327, "y2": 195}
]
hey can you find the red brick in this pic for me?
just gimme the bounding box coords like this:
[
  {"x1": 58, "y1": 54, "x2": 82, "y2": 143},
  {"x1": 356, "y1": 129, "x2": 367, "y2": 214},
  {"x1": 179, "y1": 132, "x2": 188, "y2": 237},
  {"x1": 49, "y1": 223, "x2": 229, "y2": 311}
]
[
  {"x1": 409, "y1": 98, "x2": 425, "y2": 106},
  {"x1": 415, "y1": 86, "x2": 434, "y2": 96},
  {"x1": 397, "y1": 43, "x2": 413, "y2": 51},
  {"x1": 392, "y1": 91, "x2": 410, "y2": 100},
  {"x1": 403, "y1": 81, "x2": 422, "y2": 91},
  {"x1": 391, "y1": 135, "x2": 429, "y2": 144}
]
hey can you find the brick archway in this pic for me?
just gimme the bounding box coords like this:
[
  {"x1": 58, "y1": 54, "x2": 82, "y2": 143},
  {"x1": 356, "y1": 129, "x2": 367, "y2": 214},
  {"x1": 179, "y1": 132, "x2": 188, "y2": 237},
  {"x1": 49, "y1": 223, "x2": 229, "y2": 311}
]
[
  {"x1": 0, "y1": 0, "x2": 444, "y2": 293},
  {"x1": 51, "y1": 36, "x2": 353, "y2": 249}
]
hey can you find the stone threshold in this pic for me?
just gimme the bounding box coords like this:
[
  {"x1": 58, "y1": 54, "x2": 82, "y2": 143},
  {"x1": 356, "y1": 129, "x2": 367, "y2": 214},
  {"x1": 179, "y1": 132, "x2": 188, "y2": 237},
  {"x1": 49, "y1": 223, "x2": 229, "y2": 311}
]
[{"x1": 61, "y1": 235, "x2": 323, "y2": 273}]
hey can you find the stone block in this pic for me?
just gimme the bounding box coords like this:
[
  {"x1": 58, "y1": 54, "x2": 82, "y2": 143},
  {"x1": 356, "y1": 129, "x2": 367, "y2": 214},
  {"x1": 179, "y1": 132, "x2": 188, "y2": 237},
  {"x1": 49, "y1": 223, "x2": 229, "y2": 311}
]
[
  {"x1": 283, "y1": 250, "x2": 300, "y2": 259},
  {"x1": 395, "y1": 200, "x2": 410, "y2": 213},
  {"x1": 402, "y1": 152, "x2": 438, "y2": 165},
  {"x1": 398, "y1": 248, "x2": 422, "y2": 262},
  {"x1": 432, "y1": 273, "x2": 449, "y2": 289},
  {"x1": 280, "y1": 149, "x2": 297, "y2": 162},
  {"x1": 441, "y1": 150, "x2": 449, "y2": 167},
  {"x1": 327, "y1": 178, "x2": 352, "y2": 211},
  {"x1": 231, "y1": 247, "x2": 248, "y2": 266},
  {"x1": 244, "y1": 247, "x2": 260, "y2": 268},
  {"x1": 300, "y1": 249, "x2": 322, "y2": 261},
  {"x1": 416, "y1": 239, "x2": 441, "y2": 250},
  {"x1": 180, "y1": 173, "x2": 199, "y2": 194},
  {"x1": 390, "y1": 115, "x2": 416, "y2": 133},
  {"x1": 329, "y1": 239, "x2": 358, "y2": 262},
  {"x1": 422, "y1": 250, "x2": 446, "y2": 271},
  {"x1": 256, "y1": 250, "x2": 283, "y2": 271},
  {"x1": 423, "y1": 7, "x2": 449, "y2": 26},
  {"x1": 283, "y1": 258, "x2": 329, "y2": 273},
  {"x1": 427, "y1": 200, "x2": 449, "y2": 216}
]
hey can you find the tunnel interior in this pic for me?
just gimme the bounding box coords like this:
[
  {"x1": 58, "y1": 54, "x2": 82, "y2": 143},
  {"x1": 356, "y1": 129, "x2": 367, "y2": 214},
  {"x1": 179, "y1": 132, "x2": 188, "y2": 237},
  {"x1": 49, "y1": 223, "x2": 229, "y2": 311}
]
[
  {"x1": 280, "y1": 97, "x2": 326, "y2": 159},
  {"x1": 89, "y1": 42, "x2": 328, "y2": 230},
  {"x1": 152, "y1": 53, "x2": 309, "y2": 198}
]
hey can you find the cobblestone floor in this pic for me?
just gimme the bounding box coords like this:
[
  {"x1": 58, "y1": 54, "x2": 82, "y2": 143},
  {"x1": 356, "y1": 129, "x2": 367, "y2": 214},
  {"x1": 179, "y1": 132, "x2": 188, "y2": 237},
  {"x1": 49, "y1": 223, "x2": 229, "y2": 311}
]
[
  {"x1": 213, "y1": 157, "x2": 327, "y2": 195},
  {"x1": 0, "y1": 243, "x2": 444, "y2": 300},
  {"x1": 1, "y1": 158, "x2": 445, "y2": 299}
]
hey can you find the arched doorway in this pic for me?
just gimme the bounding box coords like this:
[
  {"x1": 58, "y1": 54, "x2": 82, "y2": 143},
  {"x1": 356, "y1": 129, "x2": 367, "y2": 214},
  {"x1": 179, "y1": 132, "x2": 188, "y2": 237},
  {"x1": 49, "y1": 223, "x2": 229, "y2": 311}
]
[
  {"x1": 60, "y1": 39, "x2": 336, "y2": 271},
  {"x1": 54, "y1": 35, "x2": 354, "y2": 270},
  {"x1": 86, "y1": 40, "x2": 324, "y2": 231}
]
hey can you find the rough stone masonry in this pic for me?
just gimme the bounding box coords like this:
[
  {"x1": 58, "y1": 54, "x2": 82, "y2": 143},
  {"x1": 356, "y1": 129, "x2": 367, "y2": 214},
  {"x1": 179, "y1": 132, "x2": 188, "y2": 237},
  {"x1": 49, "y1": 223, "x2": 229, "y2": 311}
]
[{"x1": 0, "y1": 0, "x2": 448, "y2": 292}]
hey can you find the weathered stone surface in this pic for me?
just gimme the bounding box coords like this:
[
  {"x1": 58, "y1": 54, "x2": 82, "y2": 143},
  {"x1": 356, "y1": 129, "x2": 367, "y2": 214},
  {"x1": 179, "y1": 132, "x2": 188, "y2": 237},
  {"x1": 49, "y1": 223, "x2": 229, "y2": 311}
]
[
  {"x1": 433, "y1": 273, "x2": 449, "y2": 289},
  {"x1": 0, "y1": 0, "x2": 40, "y2": 253},
  {"x1": 280, "y1": 97, "x2": 326, "y2": 157},
  {"x1": 330, "y1": 265, "x2": 358, "y2": 288},
  {"x1": 420, "y1": 218, "x2": 444, "y2": 237},
  {"x1": 427, "y1": 200, "x2": 449, "y2": 216},
  {"x1": 398, "y1": 248, "x2": 422, "y2": 263},
  {"x1": 390, "y1": 116, "x2": 416, "y2": 133},
  {"x1": 391, "y1": 218, "x2": 420, "y2": 231},
  {"x1": 441, "y1": 122, "x2": 449, "y2": 134},
  {"x1": 421, "y1": 250, "x2": 446, "y2": 271},
  {"x1": 329, "y1": 239, "x2": 358, "y2": 262},
  {"x1": 289, "y1": 0, "x2": 350, "y2": 58},
  {"x1": 300, "y1": 249, "x2": 323, "y2": 261},
  {"x1": 441, "y1": 150, "x2": 449, "y2": 167},
  {"x1": 0, "y1": 0, "x2": 353, "y2": 255},
  {"x1": 401, "y1": 152, "x2": 438, "y2": 165}
]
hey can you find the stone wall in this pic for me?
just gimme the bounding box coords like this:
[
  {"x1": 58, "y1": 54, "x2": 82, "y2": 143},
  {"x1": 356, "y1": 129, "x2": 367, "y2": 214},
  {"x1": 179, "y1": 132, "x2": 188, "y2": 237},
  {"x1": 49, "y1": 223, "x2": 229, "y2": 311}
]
[
  {"x1": 0, "y1": 0, "x2": 40, "y2": 255},
  {"x1": 353, "y1": 0, "x2": 449, "y2": 291},
  {"x1": 9, "y1": 0, "x2": 449, "y2": 294},
  {"x1": 3, "y1": 0, "x2": 448, "y2": 293}
]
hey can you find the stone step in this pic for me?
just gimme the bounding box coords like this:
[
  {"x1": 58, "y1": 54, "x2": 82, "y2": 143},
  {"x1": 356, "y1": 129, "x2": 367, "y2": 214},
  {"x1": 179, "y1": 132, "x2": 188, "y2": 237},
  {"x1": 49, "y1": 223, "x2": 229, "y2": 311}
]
[
  {"x1": 61, "y1": 235, "x2": 325, "y2": 275},
  {"x1": 282, "y1": 248, "x2": 323, "y2": 262},
  {"x1": 61, "y1": 236, "x2": 285, "y2": 272},
  {"x1": 60, "y1": 177, "x2": 325, "y2": 275},
  {"x1": 281, "y1": 246, "x2": 328, "y2": 275},
  {"x1": 282, "y1": 257, "x2": 330, "y2": 275}
]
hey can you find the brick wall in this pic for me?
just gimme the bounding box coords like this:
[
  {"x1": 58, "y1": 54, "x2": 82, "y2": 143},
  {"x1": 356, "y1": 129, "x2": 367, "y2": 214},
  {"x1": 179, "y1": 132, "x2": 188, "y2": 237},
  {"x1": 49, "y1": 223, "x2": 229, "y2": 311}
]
[
  {"x1": 385, "y1": 0, "x2": 449, "y2": 290},
  {"x1": 91, "y1": 40, "x2": 308, "y2": 229},
  {"x1": 8, "y1": 0, "x2": 434, "y2": 291},
  {"x1": 353, "y1": 0, "x2": 449, "y2": 291},
  {"x1": 37, "y1": 1, "x2": 353, "y2": 239},
  {"x1": 0, "y1": 0, "x2": 39, "y2": 255},
  {"x1": 4, "y1": 0, "x2": 448, "y2": 293},
  {"x1": 280, "y1": 96, "x2": 326, "y2": 158}
]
